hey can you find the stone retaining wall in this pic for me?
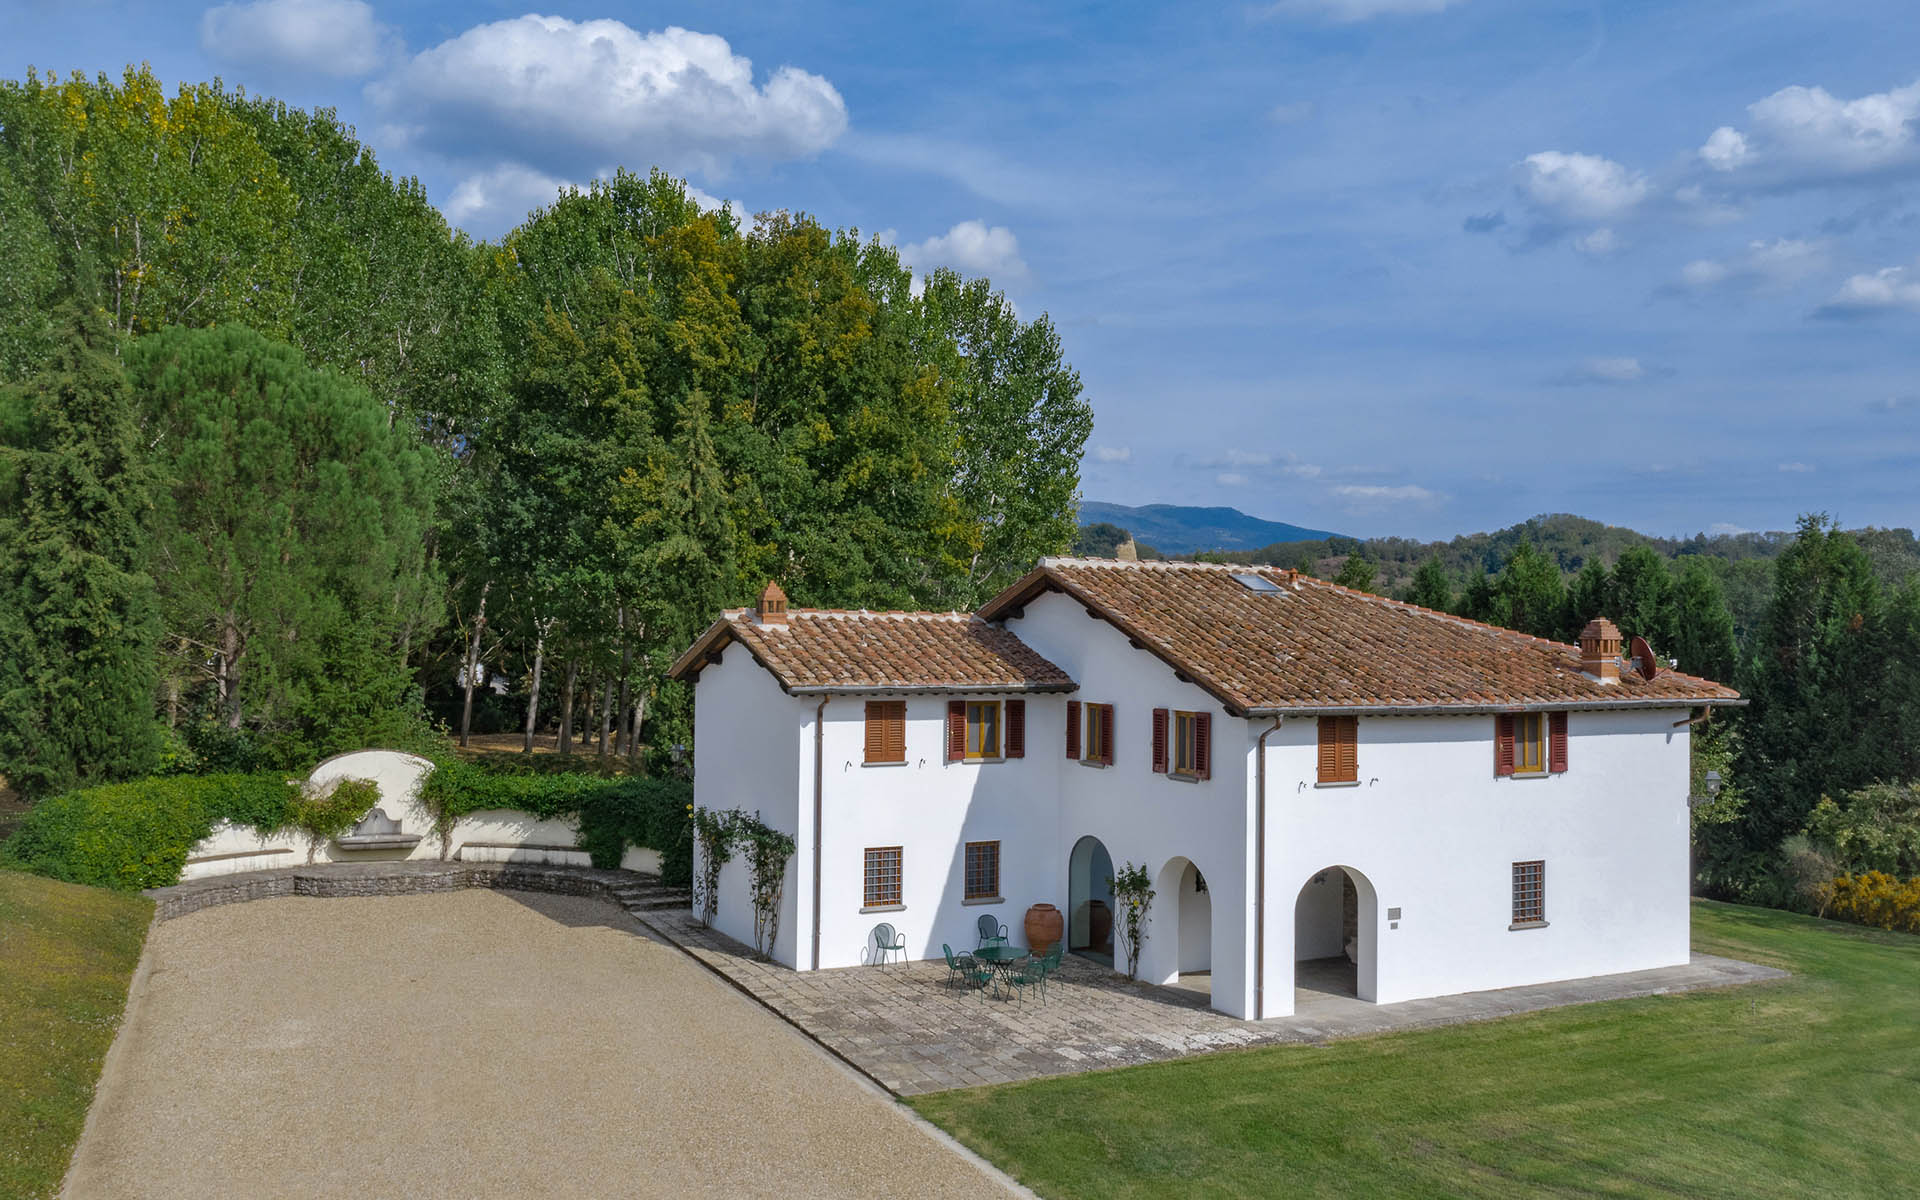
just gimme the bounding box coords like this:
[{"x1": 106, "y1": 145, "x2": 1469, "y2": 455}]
[{"x1": 145, "y1": 861, "x2": 669, "y2": 922}]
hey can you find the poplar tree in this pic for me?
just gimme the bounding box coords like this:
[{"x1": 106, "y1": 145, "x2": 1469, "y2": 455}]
[{"x1": 0, "y1": 307, "x2": 161, "y2": 798}]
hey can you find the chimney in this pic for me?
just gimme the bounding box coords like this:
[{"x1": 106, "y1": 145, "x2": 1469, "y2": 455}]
[
  {"x1": 1115, "y1": 536, "x2": 1139, "y2": 562},
  {"x1": 756, "y1": 580, "x2": 789, "y2": 626},
  {"x1": 1579, "y1": 617, "x2": 1622, "y2": 683}
]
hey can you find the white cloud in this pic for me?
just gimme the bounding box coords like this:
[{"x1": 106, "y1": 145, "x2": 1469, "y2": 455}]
[
  {"x1": 1583, "y1": 357, "x2": 1644, "y2": 383},
  {"x1": 1330, "y1": 483, "x2": 1437, "y2": 502},
  {"x1": 1778, "y1": 461, "x2": 1815, "y2": 473},
  {"x1": 1093, "y1": 445, "x2": 1132, "y2": 463},
  {"x1": 1709, "y1": 522, "x2": 1751, "y2": 536},
  {"x1": 370, "y1": 17, "x2": 846, "y2": 178},
  {"x1": 200, "y1": 0, "x2": 396, "y2": 77},
  {"x1": 896, "y1": 220, "x2": 1029, "y2": 283},
  {"x1": 1215, "y1": 472, "x2": 1250, "y2": 487},
  {"x1": 1676, "y1": 238, "x2": 1827, "y2": 293},
  {"x1": 1574, "y1": 227, "x2": 1620, "y2": 256},
  {"x1": 1699, "y1": 126, "x2": 1751, "y2": 172},
  {"x1": 1267, "y1": 101, "x2": 1316, "y2": 125},
  {"x1": 1261, "y1": 0, "x2": 1466, "y2": 22},
  {"x1": 1817, "y1": 262, "x2": 1920, "y2": 317},
  {"x1": 1517, "y1": 151, "x2": 1650, "y2": 224},
  {"x1": 1701, "y1": 79, "x2": 1920, "y2": 186},
  {"x1": 444, "y1": 164, "x2": 582, "y2": 232}
]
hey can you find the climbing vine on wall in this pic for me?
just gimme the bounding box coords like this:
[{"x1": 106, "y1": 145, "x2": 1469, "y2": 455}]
[
  {"x1": 692, "y1": 806, "x2": 742, "y2": 927},
  {"x1": 283, "y1": 778, "x2": 379, "y2": 863},
  {"x1": 738, "y1": 813, "x2": 796, "y2": 960}
]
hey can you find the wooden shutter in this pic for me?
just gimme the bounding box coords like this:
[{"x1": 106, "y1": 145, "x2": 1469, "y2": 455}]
[
  {"x1": 1319, "y1": 717, "x2": 1357, "y2": 783},
  {"x1": 1152, "y1": 708, "x2": 1169, "y2": 773},
  {"x1": 1495, "y1": 714, "x2": 1516, "y2": 777},
  {"x1": 864, "y1": 701, "x2": 905, "y2": 764},
  {"x1": 1194, "y1": 712, "x2": 1211, "y2": 780},
  {"x1": 1006, "y1": 700, "x2": 1026, "y2": 758},
  {"x1": 947, "y1": 700, "x2": 967, "y2": 762},
  {"x1": 1548, "y1": 710, "x2": 1568, "y2": 774},
  {"x1": 1317, "y1": 717, "x2": 1337, "y2": 782},
  {"x1": 1066, "y1": 700, "x2": 1081, "y2": 759},
  {"x1": 1099, "y1": 704, "x2": 1115, "y2": 766}
]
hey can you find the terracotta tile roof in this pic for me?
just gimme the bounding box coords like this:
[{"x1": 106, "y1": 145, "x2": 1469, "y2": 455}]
[
  {"x1": 977, "y1": 558, "x2": 1743, "y2": 716},
  {"x1": 668, "y1": 609, "x2": 1077, "y2": 694}
]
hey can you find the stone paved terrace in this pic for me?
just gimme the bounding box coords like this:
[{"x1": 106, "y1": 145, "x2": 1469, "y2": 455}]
[{"x1": 637, "y1": 910, "x2": 1787, "y2": 1097}]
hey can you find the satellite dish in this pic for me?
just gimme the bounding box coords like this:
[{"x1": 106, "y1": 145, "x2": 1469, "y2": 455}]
[{"x1": 1630, "y1": 635, "x2": 1659, "y2": 680}]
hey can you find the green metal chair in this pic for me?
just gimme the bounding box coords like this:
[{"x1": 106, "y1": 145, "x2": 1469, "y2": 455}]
[
  {"x1": 1002, "y1": 955, "x2": 1047, "y2": 1006},
  {"x1": 942, "y1": 943, "x2": 989, "y2": 992},
  {"x1": 871, "y1": 922, "x2": 907, "y2": 968},
  {"x1": 975, "y1": 913, "x2": 1008, "y2": 949},
  {"x1": 1036, "y1": 941, "x2": 1065, "y2": 997}
]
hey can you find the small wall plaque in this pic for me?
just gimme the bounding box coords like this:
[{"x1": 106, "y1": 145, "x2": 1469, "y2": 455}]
[{"x1": 1387, "y1": 906, "x2": 1402, "y2": 920}]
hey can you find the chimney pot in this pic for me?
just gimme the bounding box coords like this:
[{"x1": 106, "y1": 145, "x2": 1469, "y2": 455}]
[
  {"x1": 1579, "y1": 617, "x2": 1622, "y2": 683},
  {"x1": 1115, "y1": 536, "x2": 1139, "y2": 562},
  {"x1": 757, "y1": 580, "x2": 789, "y2": 626}
]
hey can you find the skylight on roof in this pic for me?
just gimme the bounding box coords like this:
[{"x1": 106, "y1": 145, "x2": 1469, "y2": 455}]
[{"x1": 1232, "y1": 572, "x2": 1284, "y2": 594}]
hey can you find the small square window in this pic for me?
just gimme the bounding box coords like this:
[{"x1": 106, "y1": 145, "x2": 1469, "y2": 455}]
[
  {"x1": 1512, "y1": 860, "x2": 1545, "y2": 926},
  {"x1": 865, "y1": 846, "x2": 902, "y2": 907},
  {"x1": 964, "y1": 841, "x2": 1000, "y2": 901}
]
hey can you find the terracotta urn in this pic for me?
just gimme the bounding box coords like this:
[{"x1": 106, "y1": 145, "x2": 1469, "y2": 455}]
[
  {"x1": 1024, "y1": 903, "x2": 1063, "y2": 954},
  {"x1": 1088, "y1": 899, "x2": 1113, "y2": 952}
]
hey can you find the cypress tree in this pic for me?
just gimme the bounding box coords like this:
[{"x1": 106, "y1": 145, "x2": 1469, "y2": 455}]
[{"x1": 0, "y1": 306, "x2": 161, "y2": 799}]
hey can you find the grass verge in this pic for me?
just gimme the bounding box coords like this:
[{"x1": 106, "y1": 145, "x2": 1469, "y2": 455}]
[
  {"x1": 910, "y1": 900, "x2": 1920, "y2": 1199},
  {"x1": 0, "y1": 870, "x2": 151, "y2": 1199}
]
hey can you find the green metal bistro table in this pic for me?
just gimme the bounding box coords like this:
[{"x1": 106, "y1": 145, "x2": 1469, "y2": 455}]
[{"x1": 973, "y1": 943, "x2": 1030, "y2": 999}]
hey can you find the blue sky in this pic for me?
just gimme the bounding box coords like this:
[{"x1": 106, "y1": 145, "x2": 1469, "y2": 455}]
[{"x1": 11, "y1": 0, "x2": 1920, "y2": 540}]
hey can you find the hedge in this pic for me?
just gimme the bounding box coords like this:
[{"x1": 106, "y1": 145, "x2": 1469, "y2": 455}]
[
  {"x1": 0, "y1": 774, "x2": 298, "y2": 891},
  {"x1": 1823, "y1": 871, "x2": 1920, "y2": 934},
  {"x1": 1, "y1": 757, "x2": 695, "y2": 893}
]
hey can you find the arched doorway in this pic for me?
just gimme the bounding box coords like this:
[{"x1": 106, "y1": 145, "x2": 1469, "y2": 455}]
[
  {"x1": 1067, "y1": 835, "x2": 1114, "y2": 963},
  {"x1": 1292, "y1": 865, "x2": 1378, "y2": 1003},
  {"x1": 1153, "y1": 856, "x2": 1212, "y2": 1002}
]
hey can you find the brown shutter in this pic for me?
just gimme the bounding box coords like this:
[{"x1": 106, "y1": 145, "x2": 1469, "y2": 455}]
[
  {"x1": 1194, "y1": 712, "x2": 1211, "y2": 780},
  {"x1": 1339, "y1": 717, "x2": 1358, "y2": 782},
  {"x1": 885, "y1": 703, "x2": 905, "y2": 762},
  {"x1": 1548, "y1": 710, "x2": 1568, "y2": 773},
  {"x1": 1100, "y1": 704, "x2": 1115, "y2": 766},
  {"x1": 1317, "y1": 717, "x2": 1336, "y2": 782},
  {"x1": 1066, "y1": 700, "x2": 1080, "y2": 759},
  {"x1": 947, "y1": 700, "x2": 967, "y2": 762},
  {"x1": 1006, "y1": 700, "x2": 1026, "y2": 758},
  {"x1": 865, "y1": 702, "x2": 884, "y2": 764},
  {"x1": 1152, "y1": 708, "x2": 1169, "y2": 773},
  {"x1": 1495, "y1": 714, "x2": 1516, "y2": 777}
]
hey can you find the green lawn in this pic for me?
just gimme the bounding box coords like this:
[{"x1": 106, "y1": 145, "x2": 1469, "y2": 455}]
[
  {"x1": 912, "y1": 901, "x2": 1920, "y2": 1199},
  {"x1": 0, "y1": 871, "x2": 151, "y2": 1200}
]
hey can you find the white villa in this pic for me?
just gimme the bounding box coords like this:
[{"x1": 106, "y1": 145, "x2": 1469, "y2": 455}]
[{"x1": 668, "y1": 558, "x2": 1742, "y2": 1020}]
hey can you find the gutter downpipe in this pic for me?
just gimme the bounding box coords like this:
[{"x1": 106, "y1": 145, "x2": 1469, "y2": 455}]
[
  {"x1": 1254, "y1": 716, "x2": 1282, "y2": 1020},
  {"x1": 811, "y1": 695, "x2": 830, "y2": 972}
]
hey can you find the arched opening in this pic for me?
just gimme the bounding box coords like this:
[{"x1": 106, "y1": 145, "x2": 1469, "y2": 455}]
[
  {"x1": 1292, "y1": 865, "x2": 1378, "y2": 1005},
  {"x1": 1153, "y1": 856, "x2": 1212, "y2": 1003},
  {"x1": 1067, "y1": 835, "x2": 1114, "y2": 965}
]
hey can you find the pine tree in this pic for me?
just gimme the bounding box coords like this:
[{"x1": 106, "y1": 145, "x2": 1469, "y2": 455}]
[
  {"x1": 0, "y1": 306, "x2": 161, "y2": 799},
  {"x1": 1402, "y1": 557, "x2": 1453, "y2": 612},
  {"x1": 1333, "y1": 552, "x2": 1378, "y2": 593}
]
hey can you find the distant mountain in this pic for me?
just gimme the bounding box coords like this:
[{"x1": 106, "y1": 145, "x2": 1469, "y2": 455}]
[{"x1": 1076, "y1": 501, "x2": 1339, "y2": 555}]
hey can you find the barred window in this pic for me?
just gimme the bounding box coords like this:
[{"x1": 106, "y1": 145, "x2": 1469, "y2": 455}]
[
  {"x1": 1512, "y1": 860, "x2": 1545, "y2": 926},
  {"x1": 964, "y1": 841, "x2": 1001, "y2": 901},
  {"x1": 865, "y1": 846, "x2": 902, "y2": 908}
]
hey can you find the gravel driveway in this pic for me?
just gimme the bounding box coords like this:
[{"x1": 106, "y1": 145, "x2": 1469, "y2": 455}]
[{"x1": 66, "y1": 890, "x2": 1011, "y2": 1198}]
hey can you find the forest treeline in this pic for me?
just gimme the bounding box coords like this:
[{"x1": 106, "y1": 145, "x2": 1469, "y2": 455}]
[{"x1": 0, "y1": 67, "x2": 1091, "y2": 797}]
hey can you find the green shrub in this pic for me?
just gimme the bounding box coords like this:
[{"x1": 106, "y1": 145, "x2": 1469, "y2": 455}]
[
  {"x1": 1803, "y1": 783, "x2": 1920, "y2": 878},
  {"x1": 283, "y1": 778, "x2": 379, "y2": 862},
  {"x1": 1, "y1": 774, "x2": 297, "y2": 890}
]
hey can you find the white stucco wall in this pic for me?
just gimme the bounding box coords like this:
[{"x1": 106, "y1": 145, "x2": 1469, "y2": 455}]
[
  {"x1": 1254, "y1": 707, "x2": 1693, "y2": 1014},
  {"x1": 181, "y1": 749, "x2": 663, "y2": 880},
  {"x1": 1008, "y1": 592, "x2": 1254, "y2": 1016},
  {"x1": 688, "y1": 643, "x2": 807, "y2": 965}
]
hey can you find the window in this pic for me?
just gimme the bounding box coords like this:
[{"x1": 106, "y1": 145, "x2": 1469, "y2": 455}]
[
  {"x1": 864, "y1": 701, "x2": 905, "y2": 764},
  {"x1": 1514, "y1": 713, "x2": 1545, "y2": 774},
  {"x1": 1512, "y1": 860, "x2": 1545, "y2": 927},
  {"x1": 967, "y1": 701, "x2": 1000, "y2": 759},
  {"x1": 1159, "y1": 708, "x2": 1210, "y2": 779},
  {"x1": 1317, "y1": 716, "x2": 1358, "y2": 784},
  {"x1": 864, "y1": 846, "x2": 902, "y2": 908},
  {"x1": 1083, "y1": 702, "x2": 1114, "y2": 766},
  {"x1": 964, "y1": 841, "x2": 1001, "y2": 901}
]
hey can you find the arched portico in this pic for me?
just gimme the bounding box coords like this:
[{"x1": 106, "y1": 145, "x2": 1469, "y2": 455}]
[
  {"x1": 1144, "y1": 855, "x2": 1214, "y2": 1007},
  {"x1": 1292, "y1": 865, "x2": 1379, "y2": 1003},
  {"x1": 1067, "y1": 835, "x2": 1115, "y2": 963}
]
